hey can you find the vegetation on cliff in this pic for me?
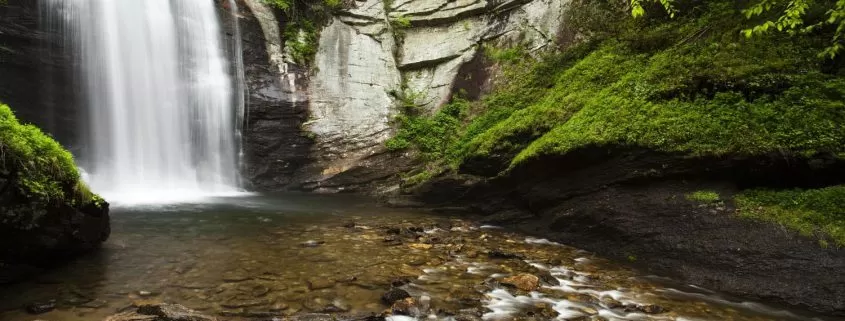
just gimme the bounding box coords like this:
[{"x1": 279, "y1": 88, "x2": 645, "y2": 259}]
[
  {"x1": 736, "y1": 185, "x2": 845, "y2": 246},
  {"x1": 388, "y1": 0, "x2": 845, "y2": 243},
  {"x1": 0, "y1": 103, "x2": 102, "y2": 229},
  {"x1": 392, "y1": 0, "x2": 845, "y2": 169},
  {"x1": 263, "y1": 0, "x2": 340, "y2": 65}
]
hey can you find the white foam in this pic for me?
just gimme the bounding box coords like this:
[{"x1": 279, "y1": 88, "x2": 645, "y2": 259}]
[
  {"x1": 525, "y1": 237, "x2": 563, "y2": 246},
  {"x1": 103, "y1": 189, "x2": 254, "y2": 207}
]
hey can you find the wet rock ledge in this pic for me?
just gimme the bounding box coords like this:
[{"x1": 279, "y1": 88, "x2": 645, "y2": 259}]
[{"x1": 404, "y1": 149, "x2": 845, "y2": 316}]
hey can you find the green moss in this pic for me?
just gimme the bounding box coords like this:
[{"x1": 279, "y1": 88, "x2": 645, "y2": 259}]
[
  {"x1": 686, "y1": 190, "x2": 721, "y2": 203},
  {"x1": 390, "y1": 15, "x2": 411, "y2": 29},
  {"x1": 285, "y1": 21, "x2": 319, "y2": 65},
  {"x1": 263, "y1": 0, "x2": 338, "y2": 66},
  {"x1": 483, "y1": 45, "x2": 527, "y2": 63},
  {"x1": 735, "y1": 186, "x2": 845, "y2": 246},
  {"x1": 0, "y1": 103, "x2": 101, "y2": 209},
  {"x1": 385, "y1": 98, "x2": 470, "y2": 164},
  {"x1": 417, "y1": 0, "x2": 845, "y2": 174}
]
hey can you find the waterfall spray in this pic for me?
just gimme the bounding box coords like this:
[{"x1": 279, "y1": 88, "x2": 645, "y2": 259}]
[{"x1": 44, "y1": 0, "x2": 246, "y2": 204}]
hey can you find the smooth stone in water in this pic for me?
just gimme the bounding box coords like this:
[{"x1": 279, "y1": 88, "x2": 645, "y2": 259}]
[
  {"x1": 390, "y1": 297, "x2": 419, "y2": 316},
  {"x1": 381, "y1": 288, "x2": 411, "y2": 305},
  {"x1": 25, "y1": 301, "x2": 56, "y2": 314},
  {"x1": 500, "y1": 274, "x2": 540, "y2": 291}
]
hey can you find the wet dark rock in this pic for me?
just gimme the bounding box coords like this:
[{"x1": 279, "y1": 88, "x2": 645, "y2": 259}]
[
  {"x1": 566, "y1": 293, "x2": 599, "y2": 305},
  {"x1": 390, "y1": 297, "x2": 419, "y2": 316},
  {"x1": 383, "y1": 235, "x2": 402, "y2": 246},
  {"x1": 434, "y1": 221, "x2": 454, "y2": 230},
  {"x1": 223, "y1": 310, "x2": 284, "y2": 318},
  {"x1": 413, "y1": 151, "x2": 845, "y2": 315},
  {"x1": 599, "y1": 296, "x2": 623, "y2": 309},
  {"x1": 487, "y1": 250, "x2": 525, "y2": 260},
  {"x1": 390, "y1": 277, "x2": 412, "y2": 288},
  {"x1": 453, "y1": 315, "x2": 483, "y2": 321},
  {"x1": 536, "y1": 270, "x2": 560, "y2": 286},
  {"x1": 342, "y1": 221, "x2": 357, "y2": 228},
  {"x1": 302, "y1": 296, "x2": 348, "y2": 313},
  {"x1": 625, "y1": 303, "x2": 666, "y2": 314},
  {"x1": 282, "y1": 314, "x2": 385, "y2": 321},
  {"x1": 381, "y1": 288, "x2": 411, "y2": 305},
  {"x1": 319, "y1": 302, "x2": 350, "y2": 313},
  {"x1": 524, "y1": 302, "x2": 559, "y2": 319},
  {"x1": 500, "y1": 274, "x2": 540, "y2": 291},
  {"x1": 134, "y1": 303, "x2": 216, "y2": 321},
  {"x1": 25, "y1": 301, "x2": 56, "y2": 314}
]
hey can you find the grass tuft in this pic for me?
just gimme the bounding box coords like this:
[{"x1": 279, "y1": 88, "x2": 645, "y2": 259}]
[{"x1": 686, "y1": 190, "x2": 721, "y2": 203}]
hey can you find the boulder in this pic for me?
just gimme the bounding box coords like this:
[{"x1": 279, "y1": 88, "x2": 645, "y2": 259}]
[{"x1": 500, "y1": 274, "x2": 540, "y2": 291}]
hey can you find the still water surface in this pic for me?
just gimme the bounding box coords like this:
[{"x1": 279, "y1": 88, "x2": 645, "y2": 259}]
[{"x1": 0, "y1": 193, "x2": 836, "y2": 321}]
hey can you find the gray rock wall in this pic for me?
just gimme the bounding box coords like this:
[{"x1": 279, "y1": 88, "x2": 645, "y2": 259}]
[{"x1": 240, "y1": 0, "x2": 568, "y2": 192}]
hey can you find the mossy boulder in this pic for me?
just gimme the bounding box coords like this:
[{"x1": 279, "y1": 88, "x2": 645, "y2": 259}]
[{"x1": 0, "y1": 103, "x2": 109, "y2": 282}]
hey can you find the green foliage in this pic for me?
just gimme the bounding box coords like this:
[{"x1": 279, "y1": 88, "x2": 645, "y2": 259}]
[
  {"x1": 263, "y1": 0, "x2": 339, "y2": 65},
  {"x1": 264, "y1": 0, "x2": 293, "y2": 10},
  {"x1": 264, "y1": 0, "x2": 341, "y2": 11},
  {"x1": 431, "y1": 1, "x2": 845, "y2": 173},
  {"x1": 632, "y1": 0, "x2": 845, "y2": 58},
  {"x1": 390, "y1": 15, "x2": 412, "y2": 29},
  {"x1": 285, "y1": 21, "x2": 319, "y2": 65},
  {"x1": 0, "y1": 103, "x2": 102, "y2": 212},
  {"x1": 483, "y1": 45, "x2": 527, "y2": 63},
  {"x1": 735, "y1": 186, "x2": 845, "y2": 246},
  {"x1": 686, "y1": 190, "x2": 721, "y2": 203},
  {"x1": 385, "y1": 97, "x2": 470, "y2": 164}
]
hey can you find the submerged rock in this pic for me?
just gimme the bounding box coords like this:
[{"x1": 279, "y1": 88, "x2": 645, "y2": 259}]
[
  {"x1": 500, "y1": 274, "x2": 540, "y2": 291},
  {"x1": 105, "y1": 303, "x2": 216, "y2": 321},
  {"x1": 487, "y1": 250, "x2": 525, "y2": 260},
  {"x1": 25, "y1": 301, "x2": 56, "y2": 314},
  {"x1": 390, "y1": 297, "x2": 419, "y2": 316},
  {"x1": 381, "y1": 288, "x2": 411, "y2": 305}
]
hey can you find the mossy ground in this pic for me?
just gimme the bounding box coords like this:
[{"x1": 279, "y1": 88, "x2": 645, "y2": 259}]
[
  {"x1": 686, "y1": 190, "x2": 721, "y2": 203},
  {"x1": 391, "y1": 0, "x2": 845, "y2": 170},
  {"x1": 0, "y1": 103, "x2": 102, "y2": 224},
  {"x1": 735, "y1": 186, "x2": 845, "y2": 247},
  {"x1": 386, "y1": 0, "x2": 845, "y2": 244}
]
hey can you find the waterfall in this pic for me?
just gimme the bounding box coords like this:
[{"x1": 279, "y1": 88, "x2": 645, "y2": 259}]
[{"x1": 43, "y1": 0, "x2": 245, "y2": 204}]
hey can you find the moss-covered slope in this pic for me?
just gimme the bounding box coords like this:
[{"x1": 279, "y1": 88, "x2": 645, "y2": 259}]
[
  {"x1": 390, "y1": 0, "x2": 845, "y2": 245},
  {"x1": 0, "y1": 103, "x2": 109, "y2": 280}
]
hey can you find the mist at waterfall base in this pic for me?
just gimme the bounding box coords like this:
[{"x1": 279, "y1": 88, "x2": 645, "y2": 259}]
[{"x1": 45, "y1": 0, "x2": 248, "y2": 205}]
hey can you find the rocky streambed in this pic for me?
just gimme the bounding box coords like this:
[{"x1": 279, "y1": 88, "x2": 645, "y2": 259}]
[{"x1": 0, "y1": 194, "x2": 832, "y2": 321}]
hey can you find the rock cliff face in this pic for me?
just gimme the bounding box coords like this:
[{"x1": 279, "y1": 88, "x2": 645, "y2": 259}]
[
  {"x1": 0, "y1": 0, "x2": 79, "y2": 149},
  {"x1": 236, "y1": 0, "x2": 568, "y2": 192}
]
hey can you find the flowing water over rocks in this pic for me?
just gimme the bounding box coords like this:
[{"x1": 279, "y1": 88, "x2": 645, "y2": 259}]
[{"x1": 0, "y1": 194, "x2": 834, "y2": 321}]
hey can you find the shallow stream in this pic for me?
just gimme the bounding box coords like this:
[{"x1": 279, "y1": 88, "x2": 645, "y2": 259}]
[{"x1": 0, "y1": 194, "x2": 835, "y2": 321}]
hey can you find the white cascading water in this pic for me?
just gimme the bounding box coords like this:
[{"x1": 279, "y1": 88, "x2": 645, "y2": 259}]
[{"x1": 44, "y1": 0, "x2": 245, "y2": 204}]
